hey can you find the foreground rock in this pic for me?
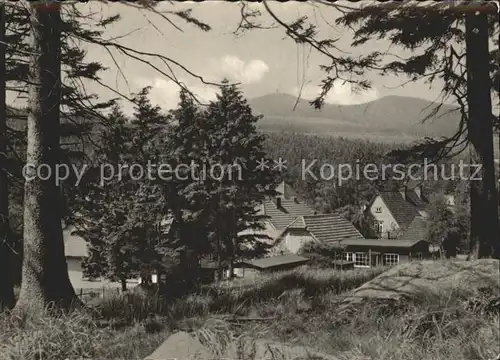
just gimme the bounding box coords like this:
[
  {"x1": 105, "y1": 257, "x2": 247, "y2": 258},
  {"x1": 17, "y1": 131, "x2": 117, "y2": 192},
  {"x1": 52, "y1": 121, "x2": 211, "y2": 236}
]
[
  {"x1": 344, "y1": 259, "x2": 500, "y2": 303},
  {"x1": 145, "y1": 330, "x2": 339, "y2": 360},
  {"x1": 144, "y1": 331, "x2": 212, "y2": 360}
]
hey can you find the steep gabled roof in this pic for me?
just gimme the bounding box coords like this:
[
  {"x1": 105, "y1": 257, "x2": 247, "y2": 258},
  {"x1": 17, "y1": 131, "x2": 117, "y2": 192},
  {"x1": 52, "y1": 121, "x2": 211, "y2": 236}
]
[
  {"x1": 377, "y1": 191, "x2": 420, "y2": 228},
  {"x1": 278, "y1": 213, "x2": 364, "y2": 247},
  {"x1": 302, "y1": 214, "x2": 365, "y2": 246},
  {"x1": 262, "y1": 190, "x2": 315, "y2": 230},
  {"x1": 401, "y1": 215, "x2": 428, "y2": 242},
  {"x1": 405, "y1": 190, "x2": 429, "y2": 211}
]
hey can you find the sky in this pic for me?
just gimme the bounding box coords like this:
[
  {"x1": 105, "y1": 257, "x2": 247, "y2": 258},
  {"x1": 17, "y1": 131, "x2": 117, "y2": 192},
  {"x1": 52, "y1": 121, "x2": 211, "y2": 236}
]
[{"x1": 8, "y1": 1, "x2": 454, "y2": 113}]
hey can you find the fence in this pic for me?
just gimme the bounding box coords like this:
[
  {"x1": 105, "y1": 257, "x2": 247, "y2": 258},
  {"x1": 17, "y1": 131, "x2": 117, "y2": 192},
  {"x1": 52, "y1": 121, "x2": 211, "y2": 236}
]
[{"x1": 76, "y1": 286, "x2": 122, "y2": 304}]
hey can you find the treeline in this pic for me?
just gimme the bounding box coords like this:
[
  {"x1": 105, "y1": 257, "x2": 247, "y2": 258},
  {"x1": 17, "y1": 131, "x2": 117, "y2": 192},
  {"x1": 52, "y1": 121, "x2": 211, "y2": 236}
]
[
  {"x1": 72, "y1": 84, "x2": 280, "y2": 291},
  {"x1": 262, "y1": 132, "x2": 467, "y2": 210}
]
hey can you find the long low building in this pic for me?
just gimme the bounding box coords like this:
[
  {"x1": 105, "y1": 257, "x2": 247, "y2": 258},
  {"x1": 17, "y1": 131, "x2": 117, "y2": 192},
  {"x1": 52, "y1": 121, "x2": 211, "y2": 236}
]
[
  {"x1": 271, "y1": 213, "x2": 431, "y2": 268},
  {"x1": 338, "y1": 238, "x2": 431, "y2": 268},
  {"x1": 233, "y1": 254, "x2": 309, "y2": 278}
]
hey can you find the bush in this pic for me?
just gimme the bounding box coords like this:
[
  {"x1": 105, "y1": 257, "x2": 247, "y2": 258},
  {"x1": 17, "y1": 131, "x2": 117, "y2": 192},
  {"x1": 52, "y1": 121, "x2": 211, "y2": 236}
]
[{"x1": 0, "y1": 306, "x2": 167, "y2": 360}]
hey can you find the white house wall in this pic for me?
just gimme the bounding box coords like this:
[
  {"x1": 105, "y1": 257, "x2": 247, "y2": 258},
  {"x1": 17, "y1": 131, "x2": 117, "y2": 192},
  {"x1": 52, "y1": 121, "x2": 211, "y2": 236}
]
[
  {"x1": 66, "y1": 257, "x2": 139, "y2": 291},
  {"x1": 369, "y1": 196, "x2": 399, "y2": 238},
  {"x1": 271, "y1": 229, "x2": 316, "y2": 255}
]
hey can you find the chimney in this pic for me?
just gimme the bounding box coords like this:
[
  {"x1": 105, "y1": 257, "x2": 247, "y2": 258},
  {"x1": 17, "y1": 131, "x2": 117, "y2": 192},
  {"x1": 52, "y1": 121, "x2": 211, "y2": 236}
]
[
  {"x1": 415, "y1": 185, "x2": 422, "y2": 200},
  {"x1": 275, "y1": 197, "x2": 282, "y2": 208}
]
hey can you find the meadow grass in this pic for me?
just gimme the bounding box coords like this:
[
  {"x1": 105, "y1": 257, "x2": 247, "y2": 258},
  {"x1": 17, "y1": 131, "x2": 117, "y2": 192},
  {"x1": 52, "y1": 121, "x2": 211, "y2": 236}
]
[{"x1": 1, "y1": 263, "x2": 498, "y2": 360}]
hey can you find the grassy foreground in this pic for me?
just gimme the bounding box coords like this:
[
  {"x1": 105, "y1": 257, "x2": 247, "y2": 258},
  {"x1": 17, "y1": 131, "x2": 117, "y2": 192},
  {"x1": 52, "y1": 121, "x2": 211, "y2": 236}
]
[{"x1": 0, "y1": 262, "x2": 498, "y2": 360}]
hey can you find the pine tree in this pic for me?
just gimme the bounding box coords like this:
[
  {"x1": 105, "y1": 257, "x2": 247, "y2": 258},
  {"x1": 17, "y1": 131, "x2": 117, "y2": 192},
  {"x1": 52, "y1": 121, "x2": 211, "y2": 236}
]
[
  {"x1": 426, "y1": 193, "x2": 465, "y2": 258},
  {"x1": 162, "y1": 89, "x2": 212, "y2": 282},
  {"x1": 203, "y1": 81, "x2": 280, "y2": 278},
  {"x1": 78, "y1": 97, "x2": 172, "y2": 290},
  {"x1": 0, "y1": 3, "x2": 15, "y2": 311},
  {"x1": 77, "y1": 105, "x2": 130, "y2": 282},
  {"x1": 16, "y1": 2, "x2": 78, "y2": 311}
]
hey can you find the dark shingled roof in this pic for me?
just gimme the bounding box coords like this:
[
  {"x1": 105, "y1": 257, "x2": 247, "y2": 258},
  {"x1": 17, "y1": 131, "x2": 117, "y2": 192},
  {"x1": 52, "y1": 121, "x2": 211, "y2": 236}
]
[
  {"x1": 405, "y1": 190, "x2": 429, "y2": 211},
  {"x1": 279, "y1": 213, "x2": 365, "y2": 246},
  {"x1": 339, "y1": 238, "x2": 426, "y2": 248},
  {"x1": 378, "y1": 191, "x2": 421, "y2": 228},
  {"x1": 262, "y1": 197, "x2": 315, "y2": 230},
  {"x1": 401, "y1": 215, "x2": 428, "y2": 242},
  {"x1": 239, "y1": 254, "x2": 309, "y2": 269}
]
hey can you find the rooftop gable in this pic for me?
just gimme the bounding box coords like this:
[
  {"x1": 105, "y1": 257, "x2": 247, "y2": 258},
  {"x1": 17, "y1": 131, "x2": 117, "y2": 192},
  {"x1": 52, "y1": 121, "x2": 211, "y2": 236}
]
[
  {"x1": 277, "y1": 213, "x2": 365, "y2": 247},
  {"x1": 401, "y1": 215, "x2": 428, "y2": 242},
  {"x1": 262, "y1": 197, "x2": 315, "y2": 230},
  {"x1": 376, "y1": 191, "x2": 420, "y2": 228}
]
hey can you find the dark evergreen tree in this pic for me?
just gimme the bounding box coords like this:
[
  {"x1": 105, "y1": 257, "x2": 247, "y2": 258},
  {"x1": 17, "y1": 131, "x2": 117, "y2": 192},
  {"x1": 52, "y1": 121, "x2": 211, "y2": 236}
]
[
  {"x1": 16, "y1": 2, "x2": 79, "y2": 311},
  {"x1": 203, "y1": 81, "x2": 280, "y2": 278}
]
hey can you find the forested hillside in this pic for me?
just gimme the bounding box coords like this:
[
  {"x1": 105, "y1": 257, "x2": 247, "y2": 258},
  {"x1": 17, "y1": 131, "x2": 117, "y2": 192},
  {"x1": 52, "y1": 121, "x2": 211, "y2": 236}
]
[{"x1": 249, "y1": 94, "x2": 461, "y2": 142}]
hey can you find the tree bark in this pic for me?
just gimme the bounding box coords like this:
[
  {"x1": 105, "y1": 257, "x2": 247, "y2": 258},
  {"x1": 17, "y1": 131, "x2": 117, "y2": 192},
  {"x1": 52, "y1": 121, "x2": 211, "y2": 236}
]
[
  {"x1": 120, "y1": 278, "x2": 127, "y2": 292},
  {"x1": 465, "y1": 11, "x2": 500, "y2": 259},
  {"x1": 0, "y1": 3, "x2": 15, "y2": 312},
  {"x1": 227, "y1": 235, "x2": 235, "y2": 280},
  {"x1": 214, "y1": 234, "x2": 222, "y2": 283},
  {"x1": 15, "y1": 2, "x2": 79, "y2": 312}
]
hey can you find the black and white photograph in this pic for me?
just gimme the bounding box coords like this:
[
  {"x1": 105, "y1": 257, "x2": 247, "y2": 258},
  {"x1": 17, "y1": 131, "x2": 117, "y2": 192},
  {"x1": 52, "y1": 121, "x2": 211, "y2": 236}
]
[{"x1": 0, "y1": 1, "x2": 499, "y2": 359}]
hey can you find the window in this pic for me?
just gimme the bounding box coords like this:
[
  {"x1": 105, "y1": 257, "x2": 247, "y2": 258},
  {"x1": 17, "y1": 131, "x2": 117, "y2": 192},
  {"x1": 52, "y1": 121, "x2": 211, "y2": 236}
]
[
  {"x1": 354, "y1": 252, "x2": 369, "y2": 267},
  {"x1": 374, "y1": 221, "x2": 383, "y2": 235},
  {"x1": 415, "y1": 252, "x2": 422, "y2": 260},
  {"x1": 343, "y1": 252, "x2": 354, "y2": 262},
  {"x1": 375, "y1": 207, "x2": 382, "y2": 213},
  {"x1": 383, "y1": 253, "x2": 399, "y2": 266}
]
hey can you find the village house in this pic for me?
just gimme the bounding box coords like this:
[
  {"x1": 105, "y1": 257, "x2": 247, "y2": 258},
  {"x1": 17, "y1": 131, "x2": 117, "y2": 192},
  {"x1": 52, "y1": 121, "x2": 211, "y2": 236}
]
[
  {"x1": 63, "y1": 225, "x2": 91, "y2": 288},
  {"x1": 339, "y1": 238, "x2": 431, "y2": 267},
  {"x1": 63, "y1": 222, "x2": 153, "y2": 289},
  {"x1": 367, "y1": 184, "x2": 430, "y2": 239},
  {"x1": 271, "y1": 213, "x2": 365, "y2": 255},
  {"x1": 237, "y1": 181, "x2": 316, "y2": 243},
  {"x1": 268, "y1": 211, "x2": 431, "y2": 268},
  {"x1": 235, "y1": 182, "x2": 433, "y2": 270},
  {"x1": 63, "y1": 225, "x2": 139, "y2": 291}
]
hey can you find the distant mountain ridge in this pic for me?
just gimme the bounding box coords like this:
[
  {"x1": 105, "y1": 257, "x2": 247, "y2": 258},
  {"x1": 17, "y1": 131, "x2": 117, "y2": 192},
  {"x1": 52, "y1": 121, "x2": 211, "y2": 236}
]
[{"x1": 248, "y1": 93, "x2": 461, "y2": 142}]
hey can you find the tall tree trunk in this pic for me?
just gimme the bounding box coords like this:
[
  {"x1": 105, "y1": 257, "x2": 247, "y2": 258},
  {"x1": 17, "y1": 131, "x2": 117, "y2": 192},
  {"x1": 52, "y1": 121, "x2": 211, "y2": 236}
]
[
  {"x1": 214, "y1": 234, "x2": 222, "y2": 283},
  {"x1": 227, "y1": 235, "x2": 235, "y2": 280},
  {"x1": 465, "y1": 11, "x2": 500, "y2": 259},
  {"x1": 15, "y1": 2, "x2": 78, "y2": 312},
  {"x1": 120, "y1": 278, "x2": 127, "y2": 292},
  {"x1": 0, "y1": 3, "x2": 15, "y2": 311}
]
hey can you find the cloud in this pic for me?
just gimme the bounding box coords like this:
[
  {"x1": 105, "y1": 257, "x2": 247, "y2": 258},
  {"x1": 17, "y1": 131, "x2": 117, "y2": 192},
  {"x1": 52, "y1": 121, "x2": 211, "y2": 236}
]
[
  {"x1": 130, "y1": 77, "x2": 219, "y2": 112},
  {"x1": 215, "y1": 55, "x2": 269, "y2": 84},
  {"x1": 291, "y1": 81, "x2": 379, "y2": 105}
]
